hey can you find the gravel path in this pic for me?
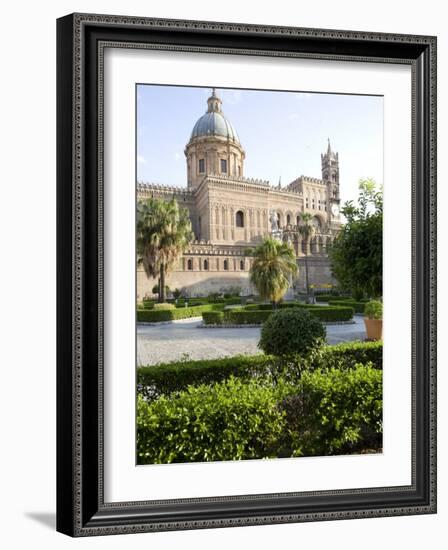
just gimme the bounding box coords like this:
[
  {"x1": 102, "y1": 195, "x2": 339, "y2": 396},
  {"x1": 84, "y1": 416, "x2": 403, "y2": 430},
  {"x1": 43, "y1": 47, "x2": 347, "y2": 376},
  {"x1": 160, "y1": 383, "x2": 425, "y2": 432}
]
[{"x1": 137, "y1": 316, "x2": 366, "y2": 367}]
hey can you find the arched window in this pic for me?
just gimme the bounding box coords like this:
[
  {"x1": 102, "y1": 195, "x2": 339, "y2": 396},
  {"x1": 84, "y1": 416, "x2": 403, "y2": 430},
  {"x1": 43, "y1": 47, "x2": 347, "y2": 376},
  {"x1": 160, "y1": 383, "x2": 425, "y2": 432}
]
[
  {"x1": 203, "y1": 259, "x2": 209, "y2": 270},
  {"x1": 224, "y1": 259, "x2": 229, "y2": 271},
  {"x1": 187, "y1": 259, "x2": 193, "y2": 271},
  {"x1": 240, "y1": 260, "x2": 244, "y2": 270},
  {"x1": 296, "y1": 215, "x2": 300, "y2": 226},
  {"x1": 286, "y1": 214, "x2": 291, "y2": 225},
  {"x1": 277, "y1": 212, "x2": 281, "y2": 228},
  {"x1": 313, "y1": 215, "x2": 321, "y2": 228},
  {"x1": 236, "y1": 210, "x2": 244, "y2": 228},
  {"x1": 220, "y1": 159, "x2": 227, "y2": 173}
]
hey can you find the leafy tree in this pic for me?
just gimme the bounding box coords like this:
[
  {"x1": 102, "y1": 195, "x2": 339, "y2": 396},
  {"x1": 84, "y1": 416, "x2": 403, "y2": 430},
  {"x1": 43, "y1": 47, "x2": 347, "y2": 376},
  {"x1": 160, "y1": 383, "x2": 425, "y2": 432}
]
[
  {"x1": 297, "y1": 212, "x2": 315, "y2": 301},
  {"x1": 136, "y1": 198, "x2": 193, "y2": 302},
  {"x1": 249, "y1": 238, "x2": 298, "y2": 306},
  {"x1": 328, "y1": 179, "x2": 382, "y2": 299}
]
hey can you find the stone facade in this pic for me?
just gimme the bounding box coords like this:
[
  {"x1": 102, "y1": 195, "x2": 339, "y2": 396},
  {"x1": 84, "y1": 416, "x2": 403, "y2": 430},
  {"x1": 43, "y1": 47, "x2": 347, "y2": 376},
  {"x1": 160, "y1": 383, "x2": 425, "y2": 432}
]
[{"x1": 137, "y1": 89, "x2": 342, "y2": 299}]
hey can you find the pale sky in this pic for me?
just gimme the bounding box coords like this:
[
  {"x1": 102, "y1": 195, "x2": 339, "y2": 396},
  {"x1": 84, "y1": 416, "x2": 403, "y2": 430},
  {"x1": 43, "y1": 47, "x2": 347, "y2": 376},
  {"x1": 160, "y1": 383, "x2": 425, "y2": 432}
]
[{"x1": 136, "y1": 84, "x2": 383, "y2": 205}]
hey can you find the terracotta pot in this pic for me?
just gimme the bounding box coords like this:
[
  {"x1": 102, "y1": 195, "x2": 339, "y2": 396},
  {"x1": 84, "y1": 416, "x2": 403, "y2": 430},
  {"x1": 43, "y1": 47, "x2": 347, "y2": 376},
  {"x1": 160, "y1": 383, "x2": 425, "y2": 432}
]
[{"x1": 364, "y1": 318, "x2": 383, "y2": 341}]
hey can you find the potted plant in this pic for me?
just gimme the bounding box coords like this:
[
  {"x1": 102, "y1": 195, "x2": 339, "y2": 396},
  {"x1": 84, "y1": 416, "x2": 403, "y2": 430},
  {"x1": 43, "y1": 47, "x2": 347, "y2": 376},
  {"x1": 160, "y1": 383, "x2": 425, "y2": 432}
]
[{"x1": 364, "y1": 299, "x2": 383, "y2": 340}]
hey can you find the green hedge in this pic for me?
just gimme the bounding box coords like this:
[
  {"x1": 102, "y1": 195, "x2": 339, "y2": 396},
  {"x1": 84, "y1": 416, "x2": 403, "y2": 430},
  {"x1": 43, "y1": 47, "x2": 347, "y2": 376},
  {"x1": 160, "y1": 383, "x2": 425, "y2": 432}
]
[
  {"x1": 328, "y1": 300, "x2": 366, "y2": 313},
  {"x1": 172, "y1": 297, "x2": 242, "y2": 308},
  {"x1": 243, "y1": 303, "x2": 276, "y2": 311},
  {"x1": 202, "y1": 311, "x2": 225, "y2": 325},
  {"x1": 137, "y1": 303, "x2": 224, "y2": 323},
  {"x1": 314, "y1": 340, "x2": 383, "y2": 370},
  {"x1": 137, "y1": 364, "x2": 382, "y2": 463},
  {"x1": 315, "y1": 294, "x2": 351, "y2": 303},
  {"x1": 152, "y1": 302, "x2": 175, "y2": 310},
  {"x1": 278, "y1": 364, "x2": 382, "y2": 457},
  {"x1": 137, "y1": 341, "x2": 383, "y2": 400},
  {"x1": 307, "y1": 306, "x2": 354, "y2": 322},
  {"x1": 138, "y1": 354, "x2": 271, "y2": 401},
  {"x1": 224, "y1": 309, "x2": 272, "y2": 324},
  {"x1": 137, "y1": 377, "x2": 285, "y2": 464},
  {"x1": 224, "y1": 305, "x2": 353, "y2": 324}
]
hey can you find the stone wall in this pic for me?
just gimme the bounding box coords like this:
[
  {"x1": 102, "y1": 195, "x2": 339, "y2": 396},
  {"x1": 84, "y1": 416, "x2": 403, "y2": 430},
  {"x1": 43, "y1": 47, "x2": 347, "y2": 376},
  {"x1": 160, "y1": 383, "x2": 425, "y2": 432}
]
[
  {"x1": 137, "y1": 267, "x2": 254, "y2": 299},
  {"x1": 137, "y1": 255, "x2": 336, "y2": 299}
]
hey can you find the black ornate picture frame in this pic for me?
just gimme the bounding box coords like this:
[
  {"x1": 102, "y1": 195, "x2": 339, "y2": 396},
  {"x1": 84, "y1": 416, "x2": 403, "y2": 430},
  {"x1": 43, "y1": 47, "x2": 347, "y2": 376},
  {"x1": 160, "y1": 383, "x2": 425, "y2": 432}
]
[{"x1": 56, "y1": 13, "x2": 437, "y2": 537}]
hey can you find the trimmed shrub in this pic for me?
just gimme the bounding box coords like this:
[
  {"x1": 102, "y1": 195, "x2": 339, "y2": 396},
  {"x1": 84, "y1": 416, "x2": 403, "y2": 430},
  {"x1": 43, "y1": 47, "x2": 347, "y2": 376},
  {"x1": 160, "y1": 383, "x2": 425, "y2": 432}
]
[
  {"x1": 259, "y1": 308, "x2": 326, "y2": 358},
  {"x1": 202, "y1": 311, "x2": 225, "y2": 325},
  {"x1": 329, "y1": 299, "x2": 366, "y2": 313},
  {"x1": 174, "y1": 297, "x2": 241, "y2": 308},
  {"x1": 307, "y1": 306, "x2": 353, "y2": 323},
  {"x1": 137, "y1": 377, "x2": 285, "y2": 464},
  {"x1": 242, "y1": 303, "x2": 353, "y2": 322},
  {"x1": 316, "y1": 294, "x2": 350, "y2": 303},
  {"x1": 207, "y1": 292, "x2": 223, "y2": 302},
  {"x1": 315, "y1": 340, "x2": 383, "y2": 371},
  {"x1": 137, "y1": 354, "x2": 271, "y2": 400},
  {"x1": 223, "y1": 297, "x2": 242, "y2": 305},
  {"x1": 137, "y1": 341, "x2": 383, "y2": 400},
  {"x1": 137, "y1": 303, "x2": 223, "y2": 323},
  {"x1": 137, "y1": 364, "x2": 383, "y2": 463},
  {"x1": 278, "y1": 364, "x2": 383, "y2": 456},
  {"x1": 174, "y1": 298, "x2": 208, "y2": 307},
  {"x1": 152, "y1": 302, "x2": 175, "y2": 311},
  {"x1": 224, "y1": 309, "x2": 272, "y2": 325},
  {"x1": 243, "y1": 303, "x2": 275, "y2": 311}
]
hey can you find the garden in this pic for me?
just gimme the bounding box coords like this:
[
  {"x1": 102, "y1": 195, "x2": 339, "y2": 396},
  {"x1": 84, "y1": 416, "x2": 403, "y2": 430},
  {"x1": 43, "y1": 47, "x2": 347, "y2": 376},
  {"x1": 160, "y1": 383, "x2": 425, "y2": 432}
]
[
  {"x1": 137, "y1": 307, "x2": 383, "y2": 464},
  {"x1": 136, "y1": 180, "x2": 384, "y2": 465}
]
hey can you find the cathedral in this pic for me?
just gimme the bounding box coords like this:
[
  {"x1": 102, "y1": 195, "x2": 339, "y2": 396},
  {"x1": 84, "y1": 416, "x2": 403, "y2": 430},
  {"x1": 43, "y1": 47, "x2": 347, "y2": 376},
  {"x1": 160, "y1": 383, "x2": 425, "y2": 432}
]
[{"x1": 137, "y1": 89, "x2": 342, "y2": 299}]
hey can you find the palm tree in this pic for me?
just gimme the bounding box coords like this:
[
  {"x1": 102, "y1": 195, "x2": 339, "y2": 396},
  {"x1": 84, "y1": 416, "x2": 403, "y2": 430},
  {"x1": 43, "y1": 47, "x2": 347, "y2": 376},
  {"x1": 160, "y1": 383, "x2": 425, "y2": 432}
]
[
  {"x1": 297, "y1": 212, "x2": 314, "y2": 302},
  {"x1": 249, "y1": 238, "x2": 298, "y2": 306},
  {"x1": 136, "y1": 197, "x2": 193, "y2": 303}
]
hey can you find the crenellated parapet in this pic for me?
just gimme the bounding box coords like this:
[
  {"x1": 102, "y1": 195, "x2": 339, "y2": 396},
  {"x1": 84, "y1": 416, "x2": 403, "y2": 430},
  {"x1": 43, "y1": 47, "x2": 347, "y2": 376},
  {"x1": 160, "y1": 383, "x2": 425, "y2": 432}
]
[
  {"x1": 286, "y1": 175, "x2": 327, "y2": 191},
  {"x1": 205, "y1": 173, "x2": 270, "y2": 187},
  {"x1": 137, "y1": 182, "x2": 194, "y2": 196}
]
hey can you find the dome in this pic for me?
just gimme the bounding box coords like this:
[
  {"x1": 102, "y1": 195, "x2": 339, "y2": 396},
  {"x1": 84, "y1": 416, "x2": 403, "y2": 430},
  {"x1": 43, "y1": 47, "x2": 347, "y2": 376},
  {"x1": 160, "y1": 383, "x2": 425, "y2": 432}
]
[{"x1": 190, "y1": 89, "x2": 240, "y2": 144}]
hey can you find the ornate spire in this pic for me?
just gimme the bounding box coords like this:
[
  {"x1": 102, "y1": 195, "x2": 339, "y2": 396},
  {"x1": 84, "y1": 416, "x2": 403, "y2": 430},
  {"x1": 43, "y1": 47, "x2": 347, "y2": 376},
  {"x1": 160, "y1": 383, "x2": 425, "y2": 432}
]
[{"x1": 207, "y1": 88, "x2": 222, "y2": 113}]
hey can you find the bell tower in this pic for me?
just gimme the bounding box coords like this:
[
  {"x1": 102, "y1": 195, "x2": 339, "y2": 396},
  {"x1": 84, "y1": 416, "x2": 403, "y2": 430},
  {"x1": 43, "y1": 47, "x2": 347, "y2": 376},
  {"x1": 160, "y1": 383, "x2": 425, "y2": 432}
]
[{"x1": 321, "y1": 139, "x2": 341, "y2": 221}]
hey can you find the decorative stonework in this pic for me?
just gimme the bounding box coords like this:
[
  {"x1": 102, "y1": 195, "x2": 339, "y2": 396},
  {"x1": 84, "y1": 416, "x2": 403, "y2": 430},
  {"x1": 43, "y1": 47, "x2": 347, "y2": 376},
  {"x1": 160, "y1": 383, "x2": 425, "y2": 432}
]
[{"x1": 137, "y1": 88, "x2": 342, "y2": 297}]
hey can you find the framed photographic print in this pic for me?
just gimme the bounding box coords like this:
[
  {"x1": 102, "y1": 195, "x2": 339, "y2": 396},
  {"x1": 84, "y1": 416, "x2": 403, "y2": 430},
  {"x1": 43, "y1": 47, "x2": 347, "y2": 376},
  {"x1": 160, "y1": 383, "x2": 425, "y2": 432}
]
[{"x1": 56, "y1": 13, "x2": 437, "y2": 537}]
